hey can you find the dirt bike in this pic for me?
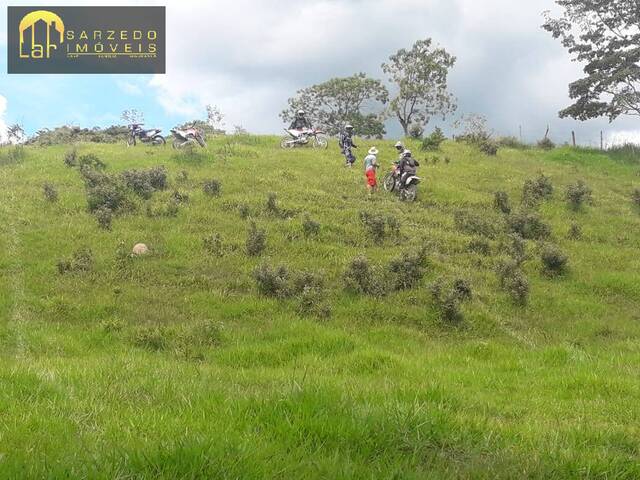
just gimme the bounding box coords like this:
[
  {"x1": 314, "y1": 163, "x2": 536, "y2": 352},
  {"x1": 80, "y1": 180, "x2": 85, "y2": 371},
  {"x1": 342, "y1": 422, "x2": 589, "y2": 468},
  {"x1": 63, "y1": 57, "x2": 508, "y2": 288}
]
[
  {"x1": 127, "y1": 124, "x2": 165, "y2": 146},
  {"x1": 171, "y1": 126, "x2": 207, "y2": 149},
  {"x1": 280, "y1": 128, "x2": 328, "y2": 149},
  {"x1": 383, "y1": 163, "x2": 421, "y2": 202}
]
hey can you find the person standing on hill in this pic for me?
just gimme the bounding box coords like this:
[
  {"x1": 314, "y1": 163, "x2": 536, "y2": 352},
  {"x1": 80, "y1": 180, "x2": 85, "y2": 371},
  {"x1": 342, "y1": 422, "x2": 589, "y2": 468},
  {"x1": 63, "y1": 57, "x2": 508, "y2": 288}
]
[
  {"x1": 364, "y1": 147, "x2": 379, "y2": 195},
  {"x1": 339, "y1": 124, "x2": 357, "y2": 167}
]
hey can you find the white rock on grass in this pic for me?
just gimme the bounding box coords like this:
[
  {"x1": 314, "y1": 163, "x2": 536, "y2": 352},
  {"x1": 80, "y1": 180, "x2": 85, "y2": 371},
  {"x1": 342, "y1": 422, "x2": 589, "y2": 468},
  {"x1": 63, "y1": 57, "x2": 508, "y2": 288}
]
[{"x1": 132, "y1": 243, "x2": 149, "y2": 256}]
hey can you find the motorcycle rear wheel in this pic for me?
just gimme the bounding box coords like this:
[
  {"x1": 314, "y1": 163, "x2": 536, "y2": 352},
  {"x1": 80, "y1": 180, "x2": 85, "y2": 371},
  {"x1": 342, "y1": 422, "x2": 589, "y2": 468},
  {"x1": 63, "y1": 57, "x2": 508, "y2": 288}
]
[
  {"x1": 401, "y1": 185, "x2": 418, "y2": 202},
  {"x1": 280, "y1": 136, "x2": 295, "y2": 149},
  {"x1": 172, "y1": 138, "x2": 183, "y2": 149},
  {"x1": 152, "y1": 136, "x2": 166, "y2": 146}
]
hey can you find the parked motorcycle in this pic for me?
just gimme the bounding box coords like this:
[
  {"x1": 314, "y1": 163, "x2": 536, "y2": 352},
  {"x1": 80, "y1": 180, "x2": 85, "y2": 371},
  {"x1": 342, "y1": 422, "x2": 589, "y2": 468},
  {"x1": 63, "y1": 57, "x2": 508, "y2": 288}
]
[
  {"x1": 127, "y1": 124, "x2": 165, "y2": 146},
  {"x1": 280, "y1": 128, "x2": 328, "y2": 149},
  {"x1": 171, "y1": 126, "x2": 207, "y2": 149},
  {"x1": 383, "y1": 163, "x2": 421, "y2": 202}
]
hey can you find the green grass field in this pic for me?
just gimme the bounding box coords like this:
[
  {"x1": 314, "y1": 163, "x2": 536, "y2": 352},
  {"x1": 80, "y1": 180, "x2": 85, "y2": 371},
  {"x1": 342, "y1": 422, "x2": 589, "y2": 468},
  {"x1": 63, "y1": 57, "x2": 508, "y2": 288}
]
[{"x1": 1, "y1": 136, "x2": 640, "y2": 478}]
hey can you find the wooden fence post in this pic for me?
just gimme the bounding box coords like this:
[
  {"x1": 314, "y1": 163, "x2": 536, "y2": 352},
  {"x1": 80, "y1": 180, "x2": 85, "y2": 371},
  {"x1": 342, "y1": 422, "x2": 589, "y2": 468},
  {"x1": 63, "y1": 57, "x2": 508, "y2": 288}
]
[{"x1": 572, "y1": 131, "x2": 576, "y2": 147}]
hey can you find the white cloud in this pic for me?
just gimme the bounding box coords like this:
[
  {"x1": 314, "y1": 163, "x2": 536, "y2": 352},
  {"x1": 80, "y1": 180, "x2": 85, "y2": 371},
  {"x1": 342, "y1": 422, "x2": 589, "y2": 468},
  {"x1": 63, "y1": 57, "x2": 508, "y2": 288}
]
[{"x1": 117, "y1": 80, "x2": 143, "y2": 96}]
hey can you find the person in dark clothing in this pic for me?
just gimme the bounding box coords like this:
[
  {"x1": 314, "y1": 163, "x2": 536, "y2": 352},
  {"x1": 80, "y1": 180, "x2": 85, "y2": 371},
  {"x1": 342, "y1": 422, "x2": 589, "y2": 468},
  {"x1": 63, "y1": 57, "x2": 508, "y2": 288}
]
[
  {"x1": 339, "y1": 124, "x2": 357, "y2": 167},
  {"x1": 398, "y1": 149, "x2": 420, "y2": 189},
  {"x1": 288, "y1": 110, "x2": 312, "y2": 138}
]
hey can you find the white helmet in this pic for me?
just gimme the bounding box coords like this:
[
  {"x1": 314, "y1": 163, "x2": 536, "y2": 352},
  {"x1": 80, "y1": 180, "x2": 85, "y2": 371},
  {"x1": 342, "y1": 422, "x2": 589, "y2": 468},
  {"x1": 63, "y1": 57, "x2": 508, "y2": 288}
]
[
  {"x1": 297, "y1": 109, "x2": 305, "y2": 115},
  {"x1": 368, "y1": 147, "x2": 379, "y2": 155},
  {"x1": 345, "y1": 124, "x2": 354, "y2": 130},
  {"x1": 402, "y1": 149, "x2": 412, "y2": 157},
  {"x1": 394, "y1": 141, "x2": 404, "y2": 149}
]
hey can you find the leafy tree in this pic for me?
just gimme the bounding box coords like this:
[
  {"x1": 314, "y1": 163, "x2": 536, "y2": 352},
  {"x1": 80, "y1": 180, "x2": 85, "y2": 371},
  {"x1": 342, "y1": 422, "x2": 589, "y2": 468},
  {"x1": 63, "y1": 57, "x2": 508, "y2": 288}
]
[
  {"x1": 121, "y1": 109, "x2": 144, "y2": 125},
  {"x1": 206, "y1": 105, "x2": 226, "y2": 132},
  {"x1": 543, "y1": 0, "x2": 640, "y2": 121},
  {"x1": 281, "y1": 73, "x2": 389, "y2": 137},
  {"x1": 382, "y1": 38, "x2": 457, "y2": 136},
  {"x1": 7, "y1": 124, "x2": 26, "y2": 144}
]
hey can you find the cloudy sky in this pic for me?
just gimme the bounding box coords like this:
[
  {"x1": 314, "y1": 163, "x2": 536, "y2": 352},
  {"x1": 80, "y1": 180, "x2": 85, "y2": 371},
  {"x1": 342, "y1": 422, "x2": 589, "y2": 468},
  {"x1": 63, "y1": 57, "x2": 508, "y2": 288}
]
[{"x1": 0, "y1": 0, "x2": 638, "y2": 146}]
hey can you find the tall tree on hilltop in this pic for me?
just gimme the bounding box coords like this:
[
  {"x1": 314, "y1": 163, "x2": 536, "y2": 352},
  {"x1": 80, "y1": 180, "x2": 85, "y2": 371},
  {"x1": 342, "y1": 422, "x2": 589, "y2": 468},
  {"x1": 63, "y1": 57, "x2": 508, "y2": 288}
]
[
  {"x1": 543, "y1": 0, "x2": 640, "y2": 121},
  {"x1": 281, "y1": 73, "x2": 389, "y2": 138},
  {"x1": 382, "y1": 38, "x2": 457, "y2": 137}
]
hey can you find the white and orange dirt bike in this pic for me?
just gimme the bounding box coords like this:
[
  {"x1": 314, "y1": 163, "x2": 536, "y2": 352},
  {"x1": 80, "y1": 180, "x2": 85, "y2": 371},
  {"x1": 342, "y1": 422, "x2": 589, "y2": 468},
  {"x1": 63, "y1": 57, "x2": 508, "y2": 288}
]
[
  {"x1": 280, "y1": 127, "x2": 328, "y2": 149},
  {"x1": 170, "y1": 126, "x2": 207, "y2": 149}
]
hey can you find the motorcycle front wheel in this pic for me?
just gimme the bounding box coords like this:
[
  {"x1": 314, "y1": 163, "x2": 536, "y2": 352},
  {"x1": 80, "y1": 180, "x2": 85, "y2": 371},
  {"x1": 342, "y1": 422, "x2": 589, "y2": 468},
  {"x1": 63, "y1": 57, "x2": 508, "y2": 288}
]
[
  {"x1": 383, "y1": 173, "x2": 396, "y2": 192},
  {"x1": 152, "y1": 136, "x2": 166, "y2": 146},
  {"x1": 401, "y1": 185, "x2": 418, "y2": 202},
  {"x1": 313, "y1": 135, "x2": 328, "y2": 149},
  {"x1": 172, "y1": 138, "x2": 183, "y2": 149},
  {"x1": 127, "y1": 136, "x2": 136, "y2": 147}
]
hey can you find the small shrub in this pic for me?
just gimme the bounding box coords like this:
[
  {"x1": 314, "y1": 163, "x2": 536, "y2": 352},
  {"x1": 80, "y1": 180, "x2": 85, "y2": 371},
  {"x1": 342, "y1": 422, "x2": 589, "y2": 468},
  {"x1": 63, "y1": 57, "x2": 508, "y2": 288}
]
[
  {"x1": 133, "y1": 326, "x2": 168, "y2": 351},
  {"x1": 453, "y1": 279, "x2": 473, "y2": 301},
  {"x1": 541, "y1": 244, "x2": 569, "y2": 277},
  {"x1": 203, "y1": 233, "x2": 224, "y2": 256},
  {"x1": 386, "y1": 216, "x2": 401, "y2": 239},
  {"x1": 238, "y1": 204, "x2": 251, "y2": 219},
  {"x1": 430, "y1": 280, "x2": 471, "y2": 324},
  {"x1": 522, "y1": 174, "x2": 553, "y2": 207},
  {"x1": 421, "y1": 127, "x2": 446, "y2": 151},
  {"x1": 302, "y1": 215, "x2": 320, "y2": 237},
  {"x1": 497, "y1": 261, "x2": 529, "y2": 306},
  {"x1": 507, "y1": 210, "x2": 551, "y2": 240},
  {"x1": 253, "y1": 264, "x2": 290, "y2": 298},
  {"x1": 454, "y1": 210, "x2": 498, "y2": 238},
  {"x1": 63, "y1": 148, "x2": 78, "y2": 167},
  {"x1": 121, "y1": 169, "x2": 154, "y2": 199},
  {"x1": 479, "y1": 139, "x2": 499, "y2": 156},
  {"x1": 494, "y1": 191, "x2": 511, "y2": 214},
  {"x1": 297, "y1": 286, "x2": 332, "y2": 319},
  {"x1": 43, "y1": 182, "x2": 58, "y2": 202},
  {"x1": 57, "y1": 247, "x2": 94, "y2": 274},
  {"x1": 632, "y1": 188, "x2": 640, "y2": 209},
  {"x1": 537, "y1": 137, "x2": 555, "y2": 150},
  {"x1": 468, "y1": 237, "x2": 491, "y2": 256},
  {"x1": 203, "y1": 179, "x2": 222, "y2": 197},
  {"x1": 343, "y1": 255, "x2": 387, "y2": 297},
  {"x1": 567, "y1": 223, "x2": 583, "y2": 240},
  {"x1": 497, "y1": 136, "x2": 528, "y2": 149},
  {"x1": 86, "y1": 180, "x2": 130, "y2": 213},
  {"x1": 148, "y1": 166, "x2": 168, "y2": 190},
  {"x1": 95, "y1": 206, "x2": 113, "y2": 230},
  {"x1": 246, "y1": 221, "x2": 266, "y2": 256},
  {"x1": 360, "y1": 212, "x2": 387, "y2": 244},
  {"x1": 171, "y1": 190, "x2": 189, "y2": 204},
  {"x1": 565, "y1": 180, "x2": 593, "y2": 210},
  {"x1": 507, "y1": 233, "x2": 527, "y2": 265},
  {"x1": 78, "y1": 153, "x2": 106, "y2": 170},
  {"x1": 387, "y1": 248, "x2": 428, "y2": 291}
]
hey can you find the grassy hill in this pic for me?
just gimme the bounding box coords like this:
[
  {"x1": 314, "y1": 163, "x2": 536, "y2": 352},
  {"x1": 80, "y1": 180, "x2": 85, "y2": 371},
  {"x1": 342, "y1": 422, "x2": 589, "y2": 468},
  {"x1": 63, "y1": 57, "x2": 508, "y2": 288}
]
[{"x1": 1, "y1": 136, "x2": 640, "y2": 478}]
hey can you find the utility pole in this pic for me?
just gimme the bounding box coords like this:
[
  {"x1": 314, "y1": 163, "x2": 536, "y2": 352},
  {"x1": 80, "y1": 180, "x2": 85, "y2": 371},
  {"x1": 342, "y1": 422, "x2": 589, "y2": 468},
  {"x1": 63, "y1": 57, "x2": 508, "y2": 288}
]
[{"x1": 572, "y1": 131, "x2": 576, "y2": 147}]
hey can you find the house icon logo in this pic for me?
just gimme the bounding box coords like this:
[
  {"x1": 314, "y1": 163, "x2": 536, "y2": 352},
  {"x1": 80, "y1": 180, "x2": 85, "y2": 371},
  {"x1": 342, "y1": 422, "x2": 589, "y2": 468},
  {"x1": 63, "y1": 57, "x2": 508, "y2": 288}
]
[{"x1": 19, "y1": 10, "x2": 65, "y2": 59}]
